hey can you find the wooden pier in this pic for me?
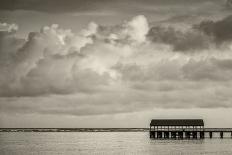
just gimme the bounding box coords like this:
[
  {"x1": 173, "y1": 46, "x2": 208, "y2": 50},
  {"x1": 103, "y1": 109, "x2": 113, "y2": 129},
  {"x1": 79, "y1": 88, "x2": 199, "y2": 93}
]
[{"x1": 150, "y1": 119, "x2": 232, "y2": 139}]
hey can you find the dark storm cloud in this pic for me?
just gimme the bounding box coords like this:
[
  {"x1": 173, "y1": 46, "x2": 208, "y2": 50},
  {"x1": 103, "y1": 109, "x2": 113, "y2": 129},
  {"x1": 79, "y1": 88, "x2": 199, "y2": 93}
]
[
  {"x1": 196, "y1": 15, "x2": 232, "y2": 43},
  {"x1": 147, "y1": 15, "x2": 232, "y2": 52},
  {"x1": 147, "y1": 26, "x2": 210, "y2": 52},
  {"x1": 226, "y1": 0, "x2": 232, "y2": 8}
]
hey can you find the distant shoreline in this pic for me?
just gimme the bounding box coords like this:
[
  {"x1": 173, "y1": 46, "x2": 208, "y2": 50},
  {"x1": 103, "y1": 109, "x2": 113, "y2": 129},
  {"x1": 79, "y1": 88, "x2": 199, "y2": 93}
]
[{"x1": 0, "y1": 128, "x2": 149, "y2": 132}]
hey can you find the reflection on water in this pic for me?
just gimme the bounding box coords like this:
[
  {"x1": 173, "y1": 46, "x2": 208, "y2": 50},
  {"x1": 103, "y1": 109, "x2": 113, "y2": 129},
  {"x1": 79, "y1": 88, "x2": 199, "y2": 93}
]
[{"x1": 1, "y1": 132, "x2": 232, "y2": 155}]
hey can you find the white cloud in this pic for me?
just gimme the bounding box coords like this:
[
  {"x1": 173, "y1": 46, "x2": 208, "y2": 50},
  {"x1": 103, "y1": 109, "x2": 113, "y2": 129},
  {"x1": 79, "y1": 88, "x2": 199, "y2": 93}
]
[
  {"x1": 122, "y1": 15, "x2": 149, "y2": 43},
  {"x1": 0, "y1": 23, "x2": 18, "y2": 32}
]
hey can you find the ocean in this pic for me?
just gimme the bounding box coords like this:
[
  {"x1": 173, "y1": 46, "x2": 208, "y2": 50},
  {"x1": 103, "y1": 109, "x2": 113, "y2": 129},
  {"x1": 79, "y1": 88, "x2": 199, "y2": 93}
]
[{"x1": 1, "y1": 132, "x2": 232, "y2": 155}]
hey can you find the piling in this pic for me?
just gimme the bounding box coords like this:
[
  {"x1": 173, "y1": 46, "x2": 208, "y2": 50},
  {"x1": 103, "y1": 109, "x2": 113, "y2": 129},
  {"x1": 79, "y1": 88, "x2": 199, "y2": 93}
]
[
  {"x1": 164, "y1": 132, "x2": 169, "y2": 139},
  {"x1": 192, "y1": 131, "x2": 197, "y2": 139},
  {"x1": 209, "y1": 132, "x2": 213, "y2": 138},
  {"x1": 220, "y1": 131, "x2": 223, "y2": 139},
  {"x1": 200, "y1": 132, "x2": 204, "y2": 139},
  {"x1": 185, "y1": 131, "x2": 191, "y2": 139},
  {"x1": 178, "y1": 131, "x2": 183, "y2": 139},
  {"x1": 157, "y1": 131, "x2": 162, "y2": 138},
  {"x1": 171, "y1": 132, "x2": 177, "y2": 138}
]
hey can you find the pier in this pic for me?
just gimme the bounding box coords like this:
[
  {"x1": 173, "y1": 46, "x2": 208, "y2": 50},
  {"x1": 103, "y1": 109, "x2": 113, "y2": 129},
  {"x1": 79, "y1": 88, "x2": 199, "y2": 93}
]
[{"x1": 150, "y1": 119, "x2": 232, "y2": 139}]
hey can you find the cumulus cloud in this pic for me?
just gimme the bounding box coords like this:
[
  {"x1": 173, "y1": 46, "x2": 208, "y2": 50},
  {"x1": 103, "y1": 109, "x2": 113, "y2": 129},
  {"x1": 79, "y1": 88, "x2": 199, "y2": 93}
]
[
  {"x1": 94, "y1": 15, "x2": 149, "y2": 45},
  {"x1": 1, "y1": 15, "x2": 232, "y2": 116},
  {"x1": 0, "y1": 22, "x2": 111, "y2": 97}
]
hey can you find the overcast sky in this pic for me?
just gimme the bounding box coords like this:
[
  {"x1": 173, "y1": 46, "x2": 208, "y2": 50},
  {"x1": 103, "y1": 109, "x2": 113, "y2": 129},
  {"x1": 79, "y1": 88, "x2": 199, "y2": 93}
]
[{"x1": 1, "y1": 0, "x2": 232, "y2": 128}]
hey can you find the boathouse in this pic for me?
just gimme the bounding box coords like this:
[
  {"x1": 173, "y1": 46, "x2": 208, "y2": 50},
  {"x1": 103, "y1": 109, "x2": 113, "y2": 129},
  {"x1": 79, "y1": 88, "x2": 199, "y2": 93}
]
[{"x1": 150, "y1": 119, "x2": 205, "y2": 139}]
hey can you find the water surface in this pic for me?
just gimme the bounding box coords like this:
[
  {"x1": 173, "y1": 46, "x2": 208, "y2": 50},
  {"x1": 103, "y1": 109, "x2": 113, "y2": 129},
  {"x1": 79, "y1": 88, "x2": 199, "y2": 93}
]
[{"x1": 1, "y1": 132, "x2": 232, "y2": 155}]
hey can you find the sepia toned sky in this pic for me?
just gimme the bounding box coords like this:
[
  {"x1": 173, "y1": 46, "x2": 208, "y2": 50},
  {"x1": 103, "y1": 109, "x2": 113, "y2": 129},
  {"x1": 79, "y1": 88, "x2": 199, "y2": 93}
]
[{"x1": 1, "y1": 0, "x2": 232, "y2": 128}]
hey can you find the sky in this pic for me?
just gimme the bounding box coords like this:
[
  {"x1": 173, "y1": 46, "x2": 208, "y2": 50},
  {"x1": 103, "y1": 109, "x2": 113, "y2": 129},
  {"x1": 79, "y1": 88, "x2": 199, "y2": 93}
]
[{"x1": 1, "y1": 0, "x2": 232, "y2": 128}]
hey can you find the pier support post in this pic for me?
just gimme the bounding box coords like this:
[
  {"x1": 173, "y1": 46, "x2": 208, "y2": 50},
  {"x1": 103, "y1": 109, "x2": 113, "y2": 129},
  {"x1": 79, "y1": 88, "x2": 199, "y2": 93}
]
[
  {"x1": 209, "y1": 132, "x2": 212, "y2": 138},
  {"x1": 150, "y1": 131, "x2": 156, "y2": 138},
  {"x1": 154, "y1": 131, "x2": 157, "y2": 139},
  {"x1": 178, "y1": 131, "x2": 183, "y2": 139},
  {"x1": 171, "y1": 132, "x2": 176, "y2": 139},
  {"x1": 200, "y1": 132, "x2": 205, "y2": 139},
  {"x1": 150, "y1": 131, "x2": 155, "y2": 138},
  {"x1": 185, "y1": 132, "x2": 190, "y2": 139},
  {"x1": 220, "y1": 132, "x2": 223, "y2": 139},
  {"x1": 193, "y1": 131, "x2": 197, "y2": 139},
  {"x1": 157, "y1": 131, "x2": 162, "y2": 138},
  {"x1": 164, "y1": 131, "x2": 169, "y2": 139}
]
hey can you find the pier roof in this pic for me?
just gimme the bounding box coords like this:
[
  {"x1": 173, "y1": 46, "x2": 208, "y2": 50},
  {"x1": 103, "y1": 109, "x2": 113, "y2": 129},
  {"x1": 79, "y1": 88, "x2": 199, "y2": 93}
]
[{"x1": 150, "y1": 119, "x2": 204, "y2": 126}]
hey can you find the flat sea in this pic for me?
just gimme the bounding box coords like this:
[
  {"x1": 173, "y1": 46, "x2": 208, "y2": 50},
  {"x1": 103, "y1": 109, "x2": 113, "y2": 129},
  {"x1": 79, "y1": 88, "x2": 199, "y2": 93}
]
[{"x1": 1, "y1": 132, "x2": 232, "y2": 155}]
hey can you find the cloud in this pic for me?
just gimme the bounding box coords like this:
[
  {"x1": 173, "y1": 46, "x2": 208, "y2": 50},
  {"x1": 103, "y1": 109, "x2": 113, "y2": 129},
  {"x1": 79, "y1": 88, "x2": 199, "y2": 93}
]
[
  {"x1": 226, "y1": 0, "x2": 232, "y2": 8},
  {"x1": 123, "y1": 15, "x2": 149, "y2": 43},
  {"x1": 0, "y1": 0, "x2": 227, "y2": 20},
  {"x1": 196, "y1": 15, "x2": 232, "y2": 43},
  {"x1": 0, "y1": 23, "x2": 18, "y2": 32},
  {"x1": 94, "y1": 15, "x2": 149, "y2": 44},
  {"x1": 113, "y1": 60, "x2": 183, "y2": 81},
  {"x1": 0, "y1": 16, "x2": 150, "y2": 97},
  {"x1": 1, "y1": 15, "x2": 232, "y2": 116},
  {"x1": 0, "y1": 23, "x2": 25, "y2": 87},
  {"x1": 1, "y1": 80, "x2": 232, "y2": 116},
  {"x1": 0, "y1": 22, "x2": 112, "y2": 97},
  {"x1": 0, "y1": 0, "x2": 109, "y2": 13},
  {"x1": 182, "y1": 58, "x2": 232, "y2": 81},
  {"x1": 147, "y1": 26, "x2": 211, "y2": 52},
  {"x1": 148, "y1": 14, "x2": 232, "y2": 52}
]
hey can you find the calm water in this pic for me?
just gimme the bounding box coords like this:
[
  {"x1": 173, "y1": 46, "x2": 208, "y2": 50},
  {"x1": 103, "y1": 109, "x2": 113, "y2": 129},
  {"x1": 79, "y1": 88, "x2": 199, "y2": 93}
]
[{"x1": 1, "y1": 132, "x2": 232, "y2": 155}]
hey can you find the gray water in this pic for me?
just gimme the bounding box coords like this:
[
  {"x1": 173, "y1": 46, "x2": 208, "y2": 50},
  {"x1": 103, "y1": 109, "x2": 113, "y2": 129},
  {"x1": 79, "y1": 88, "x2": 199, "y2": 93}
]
[{"x1": 0, "y1": 132, "x2": 232, "y2": 155}]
